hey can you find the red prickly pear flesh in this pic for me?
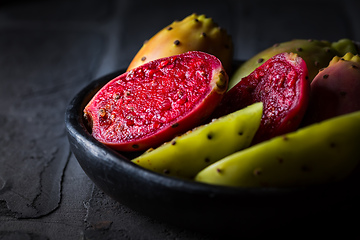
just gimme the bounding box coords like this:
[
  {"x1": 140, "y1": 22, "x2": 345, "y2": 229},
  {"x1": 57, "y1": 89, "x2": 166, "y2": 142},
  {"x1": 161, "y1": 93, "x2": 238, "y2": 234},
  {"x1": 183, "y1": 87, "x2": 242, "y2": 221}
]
[
  {"x1": 212, "y1": 52, "x2": 310, "y2": 144},
  {"x1": 84, "y1": 51, "x2": 228, "y2": 151}
]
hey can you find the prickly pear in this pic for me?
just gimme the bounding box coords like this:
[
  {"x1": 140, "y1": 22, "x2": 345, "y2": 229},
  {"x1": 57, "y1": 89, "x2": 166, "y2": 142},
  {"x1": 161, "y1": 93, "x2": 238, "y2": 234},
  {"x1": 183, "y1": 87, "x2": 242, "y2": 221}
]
[
  {"x1": 127, "y1": 13, "x2": 233, "y2": 74},
  {"x1": 212, "y1": 52, "x2": 310, "y2": 144},
  {"x1": 84, "y1": 51, "x2": 228, "y2": 151},
  {"x1": 195, "y1": 110, "x2": 360, "y2": 188},
  {"x1": 132, "y1": 102, "x2": 263, "y2": 179},
  {"x1": 302, "y1": 53, "x2": 360, "y2": 125},
  {"x1": 229, "y1": 39, "x2": 358, "y2": 90}
]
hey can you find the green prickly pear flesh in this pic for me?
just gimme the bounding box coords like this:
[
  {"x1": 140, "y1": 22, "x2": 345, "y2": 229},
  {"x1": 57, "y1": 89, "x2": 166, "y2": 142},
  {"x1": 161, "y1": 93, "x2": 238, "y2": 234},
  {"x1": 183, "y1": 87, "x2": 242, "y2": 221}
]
[
  {"x1": 212, "y1": 52, "x2": 310, "y2": 144},
  {"x1": 84, "y1": 51, "x2": 228, "y2": 152},
  {"x1": 132, "y1": 102, "x2": 263, "y2": 179},
  {"x1": 195, "y1": 110, "x2": 360, "y2": 188}
]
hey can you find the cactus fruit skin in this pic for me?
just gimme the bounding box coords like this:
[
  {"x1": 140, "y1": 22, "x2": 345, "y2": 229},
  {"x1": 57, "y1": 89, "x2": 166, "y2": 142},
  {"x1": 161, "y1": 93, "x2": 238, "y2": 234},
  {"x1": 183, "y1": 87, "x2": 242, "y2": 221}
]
[
  {"x1": 228, "y1": 39, "x2": 358, "y2": 90},
  {"x1": 127, "y1": 13, "x2": 233, "y2": 74},
  {"x1": 331, "y1": 39, "x2": 359, "y2": 57},
  {"x1": 195, "y1": 110, "x2": 360, "y2": 188},
  {"x1": 302, "y1": 53, "x2": 360, "y2": 125},
  {"x1": 132, "y1": 102, "x2": 263, "y2": 179},
  {"x1": 84, "y1": 51, "x2": 228, "y2": 152},
  {"x1": 212, "y1": 52, "x2": 310, "y2": 144}
]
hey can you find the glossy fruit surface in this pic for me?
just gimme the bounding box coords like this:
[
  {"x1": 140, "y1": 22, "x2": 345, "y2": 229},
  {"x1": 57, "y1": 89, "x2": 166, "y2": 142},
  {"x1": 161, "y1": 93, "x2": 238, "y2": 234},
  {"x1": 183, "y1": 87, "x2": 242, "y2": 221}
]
[
  {"x1": 212, "y1": 52, "x2": 309, "y2": 144},
  {"x1": 196, "y1": 111, "x2": 360, "y2": 188},
  {"x1": 84, "y1": 51, "x2": 228, "y2": 151},
  {"x1": 132, "y1": 102, "x2": 263, "y2": 179},
  {"x1": 229, "y1": 38, "x2": 357, "y2": 90}
]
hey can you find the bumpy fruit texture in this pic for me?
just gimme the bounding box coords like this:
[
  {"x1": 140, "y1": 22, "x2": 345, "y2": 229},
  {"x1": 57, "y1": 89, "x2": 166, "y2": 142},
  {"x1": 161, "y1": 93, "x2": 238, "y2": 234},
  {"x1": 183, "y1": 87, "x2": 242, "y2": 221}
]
[
  {"x1": 132, "y1": 102, "x2": 263, "y2": 179},
  {"x1": 302, "y1": 53, "x2": 360, "y2": 125},
  {"x1": 195, "y1": 110, "x2": 360, "y2": 188},
  {"x1": 84, "y1": 51, "x2": 228, "y2": 151},
  {"x1": 229, "y1": 39, "x2": 358, "y2": 90},
  {"x1": 212, "y1": 52, "x2": 310, "y2": 144},
  {"x1": 127, "y1": 13, "x2": 233, "y2": 74}
]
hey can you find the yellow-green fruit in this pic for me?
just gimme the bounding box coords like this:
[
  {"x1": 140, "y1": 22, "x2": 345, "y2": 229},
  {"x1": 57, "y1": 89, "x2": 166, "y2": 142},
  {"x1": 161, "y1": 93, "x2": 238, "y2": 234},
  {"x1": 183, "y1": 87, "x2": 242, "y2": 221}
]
[
  {"x1": 328, "y1": 51, "x2": 360, "y2": 66},
  {"x1": 127, "y1": 13, "x2": 233, "y2": 74},
  {"x1": 132, "y1": 102, "x2": 263, "y2": 179},
  {"x1": 195, "y1": 110, "x2": 360, "y2": 187},
  {"x1": 228, "y1": 39, "x2": 358, "y2": 90}
]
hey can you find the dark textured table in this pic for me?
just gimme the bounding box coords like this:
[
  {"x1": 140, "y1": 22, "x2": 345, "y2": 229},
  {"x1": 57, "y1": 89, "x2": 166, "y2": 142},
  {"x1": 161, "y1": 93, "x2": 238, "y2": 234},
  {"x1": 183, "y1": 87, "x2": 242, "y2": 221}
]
[{"x1": 1, "y1": 0, "x2": 360, "y2": 239}]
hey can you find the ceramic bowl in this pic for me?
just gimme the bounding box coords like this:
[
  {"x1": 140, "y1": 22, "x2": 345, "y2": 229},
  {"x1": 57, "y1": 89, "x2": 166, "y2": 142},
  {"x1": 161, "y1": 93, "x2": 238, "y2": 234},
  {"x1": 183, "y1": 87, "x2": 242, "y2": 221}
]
[{"x1": 65, "y1": 68, "x2": 358, "y2": 237}]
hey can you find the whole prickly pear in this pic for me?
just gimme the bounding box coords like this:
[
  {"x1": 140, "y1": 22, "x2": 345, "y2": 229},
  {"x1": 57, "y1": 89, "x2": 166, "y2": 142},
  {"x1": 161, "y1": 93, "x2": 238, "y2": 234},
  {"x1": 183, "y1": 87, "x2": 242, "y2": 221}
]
[
  {"x1": 127, "y1": 13, "x2": 233, "y2": 74},
  {"x1": 195, "y1": 110, "x2": 360, "y2": 188},
  {"x1": 302, "y1": 52, "x2": 360, "y2": 125},
  {"x1": 84, "y1": 51, "x2": 228, "y2": 151},
  {"x1": 212, "y1": 52, "x2": 310, "y2": 144},
  {"x1": 132, "y1": 102, "x2": 263, "y2": 179},
  {"x1": 229, "y1": 39, "x2": 358, "y2": 90}
]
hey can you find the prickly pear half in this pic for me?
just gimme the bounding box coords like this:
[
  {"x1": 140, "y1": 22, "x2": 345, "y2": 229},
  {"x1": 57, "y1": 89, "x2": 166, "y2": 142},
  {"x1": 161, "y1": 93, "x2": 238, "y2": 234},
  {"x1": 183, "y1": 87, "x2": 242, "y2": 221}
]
[
  {"x1": 84, "y1": 51, "x2": 228, "y2": 151},
  {"x1": 132, "y1": 102, "x2": 263, "y2": 179},
  {"x1": 195, "y1": 110, "x2": 360, "y2": 188},
  {"x1": 229, "y1": 39, "x2": 358, "y2": 90},
  {"x1": 127, "y1": 13, "x2": 233, "y2": 74},
  {"x1": 212, "y1": 52, "x2": 310, "y2": 144},
  {"x1": 302, "y1": 53, "x2": 360, "y2": 125}
]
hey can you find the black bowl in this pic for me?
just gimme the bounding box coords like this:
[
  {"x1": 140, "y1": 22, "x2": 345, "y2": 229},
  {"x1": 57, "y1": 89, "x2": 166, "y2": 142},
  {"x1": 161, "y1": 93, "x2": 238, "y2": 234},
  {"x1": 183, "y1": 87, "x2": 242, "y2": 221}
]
[{"x1": 65, "y1": 69, "x2": 359, "y2": 238}]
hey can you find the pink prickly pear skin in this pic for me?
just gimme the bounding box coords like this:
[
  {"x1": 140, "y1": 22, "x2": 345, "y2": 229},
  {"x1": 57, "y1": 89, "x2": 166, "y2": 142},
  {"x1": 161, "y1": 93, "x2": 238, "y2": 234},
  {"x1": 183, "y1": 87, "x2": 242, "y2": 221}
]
[{"x1": 302, "y1": 53, "x2": 360, "y2": 125}]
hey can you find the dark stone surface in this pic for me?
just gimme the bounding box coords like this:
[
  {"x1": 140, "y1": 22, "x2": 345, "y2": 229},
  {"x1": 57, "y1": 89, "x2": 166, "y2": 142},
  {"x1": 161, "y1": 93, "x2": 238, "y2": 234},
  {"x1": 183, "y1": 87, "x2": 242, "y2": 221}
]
[{"x1": 0, "y1": 0, "x2": 359, "y2": 239}]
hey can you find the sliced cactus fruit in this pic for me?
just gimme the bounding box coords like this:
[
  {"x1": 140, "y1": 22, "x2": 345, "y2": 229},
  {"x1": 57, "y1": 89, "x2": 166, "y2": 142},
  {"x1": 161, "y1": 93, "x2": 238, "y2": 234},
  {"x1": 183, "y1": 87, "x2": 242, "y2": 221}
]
[
  {"x1": 302, "y1": 52, "x2": 360, "y2": 125},
  {"x1": 212, "y1": 52, "x2": 310, "y2": 144},
  {"x1": 127, "y1": 13, "x2": 233, "y2": 74},
  {"x1": 195, "y1": 110, "x2": 360, "y2": 188},
  {"x1": 132, "y1": 102, "x2": 263, "y2": 179},
  {"x1": 84, "y1": 51, "x2": 228, "y2": 151},
  {"x1": 229, "y1": 38, "x2": 358, "y2": 90}
]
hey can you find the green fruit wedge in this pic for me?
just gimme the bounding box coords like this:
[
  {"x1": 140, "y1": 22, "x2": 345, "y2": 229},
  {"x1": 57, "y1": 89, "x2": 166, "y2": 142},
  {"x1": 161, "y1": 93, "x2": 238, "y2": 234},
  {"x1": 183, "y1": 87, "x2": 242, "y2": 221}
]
[
  {"x1": 195, "y1": 110, "x2": 360, "y2": 187},
  {"x1": 132, "y1": 102, "x2": 263, "y2": 179}
]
